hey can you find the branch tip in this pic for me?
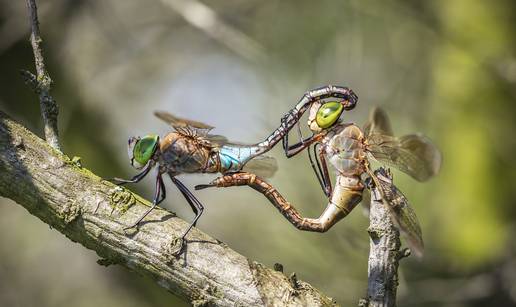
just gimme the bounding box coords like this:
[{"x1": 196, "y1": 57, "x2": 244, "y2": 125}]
[{"x1": 24, "y1": 0, "x2": 60, "y2": 151}]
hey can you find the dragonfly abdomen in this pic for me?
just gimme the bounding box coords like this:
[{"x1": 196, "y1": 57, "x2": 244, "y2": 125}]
[
  {"x1": 216, "y1": 145, "x2": 260, "y2": 173},
  {"x1": 331, "y1": 174, "x2": 364, "y2": 212}
]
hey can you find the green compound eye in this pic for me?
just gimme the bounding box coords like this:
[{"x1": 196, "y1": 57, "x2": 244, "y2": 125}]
[
  {"x1": 316, "y1": 101, "x2": 343, "y2": 128},
  {"x1": 133, "y1": 135, "x2": 159, "y2": 165}
]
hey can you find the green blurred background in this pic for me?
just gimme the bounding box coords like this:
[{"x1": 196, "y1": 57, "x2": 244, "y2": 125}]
[{"x1": 1, "y1": 0, "x2": 516, "y2": 306}]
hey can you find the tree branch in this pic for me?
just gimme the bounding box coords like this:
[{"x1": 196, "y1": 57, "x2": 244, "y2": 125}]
[
  {"x1": 360, "y1": 175, "x2": 407, "y2": 307},
  {"x1": 0, "y1": 110, "x2": 337, "y2": 307},
  {"x1": 24, "y1": 0, "x2": 60, "y2": 150}
]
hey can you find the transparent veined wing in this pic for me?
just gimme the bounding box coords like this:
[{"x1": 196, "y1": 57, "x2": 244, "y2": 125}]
[
  {"x1": 360, "y1": 187, "x2": 371, "y2": 213},
  {"x1": 154, "y1": 110, "x2": 228, "y2": 146},
  {"x1": 243, "y1": 155, "x2": 278, "y2": 178},
  {"x1": 201, "y1": 134, "x2": 229, "y2": 147},
  {"x1": 363, "y1": 106, "x2": 393, "y2": 137},
  {"x1": 372, "y1": 167, "x2": 424, "y2": 258},
  {"x1": 366, "y1": 133, "x2": 441, "y2": 182},
  {"x1": 154, "y1": 110, "x2": 214, "y2": 130}
]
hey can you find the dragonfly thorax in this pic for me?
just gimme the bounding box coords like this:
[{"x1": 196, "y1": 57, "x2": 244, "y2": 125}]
[
  {"x1": 323, "y1": 124, "x2": 366, "y2": 176},
  {"x1": 158, "y1": 132, "x2": 213, "y2": 174}
]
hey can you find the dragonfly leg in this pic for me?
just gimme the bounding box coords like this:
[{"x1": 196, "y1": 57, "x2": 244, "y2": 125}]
[
  {"x1": 282, "y1": 130, "x2": 324, "y2": 158},
  {"x1": 195, "y1": 172, "x2": 362, "y2": 232},
  {"x1": 318, "y1": 144, "x2": 333, "y2": 196},
  {"x1": 169, "y1": 175, "x2": 204, "y2": 241},
  {"x1": 280, "y1": 116, "x2": 316, "y2": 158},
  {"x1": 307, "y1": 143, "x2": 333, "y2": 197},
  {"x1": 124, "y1": 174, "x2": 165, "y2": 229},
  {"x1": 109, "y1": 163, "x2": 152, "y2": 185}
]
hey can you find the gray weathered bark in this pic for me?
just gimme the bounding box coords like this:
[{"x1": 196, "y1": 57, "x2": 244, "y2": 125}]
[
  {"x1": 0, "y1": 111, "x2": 338, "y2": 307},
  {"x1": 359, "y1": 182, "x2": 407, "y2": 307},
  {"x1": 23, "y1": 0, "x2": 60, "y2": 151}
]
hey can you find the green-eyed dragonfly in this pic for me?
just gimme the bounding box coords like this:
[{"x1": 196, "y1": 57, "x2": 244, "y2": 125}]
[
  {"x1": 196, "y1": 106, "x2": 441, "y2": 257},
  {"x1": 111, "y1": 85, "x2": 358, "y2": 245}
]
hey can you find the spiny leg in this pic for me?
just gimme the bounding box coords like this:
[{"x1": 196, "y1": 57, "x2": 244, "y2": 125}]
[
  {"x1": 124, "y1": 174, "x2": 165, "y2": 229},
  {"x1": 195, "y1": 172, "x2": 359, "y2": 232},
  {"x1": 307, "y1": 143, "x2": 332, "y2": 197},
  {"x1": 281, "y1": 116, "x2": 317, "y2": 158},
  {"x1": 170, "y1": 175, "x2": 204, "y2": 241},
  {"x1": 110, "y1": 163, "x2": 152, "y2": 185},
  {"x1": 318, "y1": 143, "x2": 333, "y2": 196}
]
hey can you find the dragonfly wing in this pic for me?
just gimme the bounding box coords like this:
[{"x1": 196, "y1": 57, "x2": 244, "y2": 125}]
[
  {"x1": 363, "y1": 106, "x2": 394, "y2": 137},
  {"x1": 360, "y1": 187, "x2": 371, "y2": 215},
  {"x1": 374, "y1": 168, "x2": 424, "y2": 257},
  {"x1": 154, "y1": 111, "x2": 214, "y2": 134},
  {"x1": 367, "y1": 133, "x2": 441, "y2": 182},
  {"x1": 203, "y1": 134, "x2": 229, "y2": 147},
  {"x1": 243, "y1": 155, "x2": 278, "y2": 178}
]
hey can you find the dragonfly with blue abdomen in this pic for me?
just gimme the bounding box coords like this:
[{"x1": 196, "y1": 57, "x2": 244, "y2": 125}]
[
  {"x1": 196, "y1": 106, "x2": 441, "y2": 257},
  {"x1": 111, "y1": 85, "x2": 358, "y2": 246}
]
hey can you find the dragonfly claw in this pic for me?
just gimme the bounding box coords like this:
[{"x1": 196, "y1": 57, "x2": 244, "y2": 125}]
[
  {"x1": 122, "y1": 223, "x2": 138, "y2": 232},
  {"x1": 106, "y1": 177, "x2": 128, "y2": 185},
  {"x1": 170, "y1": 237, "x2": 186, "y2": 257}
]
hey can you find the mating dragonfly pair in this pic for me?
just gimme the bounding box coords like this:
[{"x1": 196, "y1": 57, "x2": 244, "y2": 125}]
[{"x1": 112, "y1": 85, "x2": 441, "y2": 256}]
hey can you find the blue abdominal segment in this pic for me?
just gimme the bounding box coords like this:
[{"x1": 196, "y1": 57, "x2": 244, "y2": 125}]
[{"x1": 218, "y1": 145, "x2": 259, "y2": 173}]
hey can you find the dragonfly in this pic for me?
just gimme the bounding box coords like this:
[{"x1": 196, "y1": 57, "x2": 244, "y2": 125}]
[
  {"x1": 111, "y1": 85, "x2": 358, "y2": 246},
  {"x1": 196, "y1": 106, "x2": 441, "y2": 257}
]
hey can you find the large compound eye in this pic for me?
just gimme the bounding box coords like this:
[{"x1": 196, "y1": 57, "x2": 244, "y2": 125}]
[
  {"x1": 315, "y1": 101, "x2": 343, "y2": 128},
  {"x1": 133, "y1": 135, "x2": 159, "y2": 165}
]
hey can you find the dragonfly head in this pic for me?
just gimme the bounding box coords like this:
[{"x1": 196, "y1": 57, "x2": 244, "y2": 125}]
[
  {"x1": 307, "y1": 101, "x2": 345, "y2": 133},
  {"x1": 127, "y1": 134, "x2": 160, "y2": 169}
]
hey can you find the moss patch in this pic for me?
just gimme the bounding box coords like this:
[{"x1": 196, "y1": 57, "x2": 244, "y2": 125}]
[{"x1": 109, "y1": 187, "x2": 136, "y2": 215}]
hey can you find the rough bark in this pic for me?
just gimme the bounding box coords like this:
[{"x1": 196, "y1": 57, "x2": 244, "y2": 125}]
[
  {"x1": 0, "y1": 110, "x2": 338, "y2": 307},
  {"x1": 359, "y1": 183, "x2": 406, "y2": 307}
]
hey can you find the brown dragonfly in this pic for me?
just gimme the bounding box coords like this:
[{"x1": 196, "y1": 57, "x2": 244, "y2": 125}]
[{"x1": 196, "y1": 106, "x2": 441, "y2": 257}]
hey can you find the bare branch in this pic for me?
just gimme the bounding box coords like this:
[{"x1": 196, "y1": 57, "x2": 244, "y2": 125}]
[
  {"x1": 24, "y1": 0, "x2": 60, "y2": 150},
  {"x1": 360, "y1": 179, "x2": 404, "y2": 307},
  {"x1": 0, "y1": 110, "x2": 337, "y2": 307}
]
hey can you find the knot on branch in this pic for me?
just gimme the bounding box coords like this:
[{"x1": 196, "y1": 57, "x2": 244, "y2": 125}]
[
  {"x1": 56, "y1": 200, "x2": 81, "y2": 224},
  {"x1": 397, "y1": 248, "x2": 411, "y2": 260},
  {"x1": 367, "y1": 226, "x2": 384, "y2": 241},
  {"x1": 37, "y1": 73, "x2": 52, "y2": 90},
  {"x1": 161, "y1": 237, "x2": 184, "y2": 262},
  {"x1": 19, "y1": 70, "x2": 53, "y2": 94},
  {"x1": 109, "y1": 187, "x2": 136, "y2": 215}
]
